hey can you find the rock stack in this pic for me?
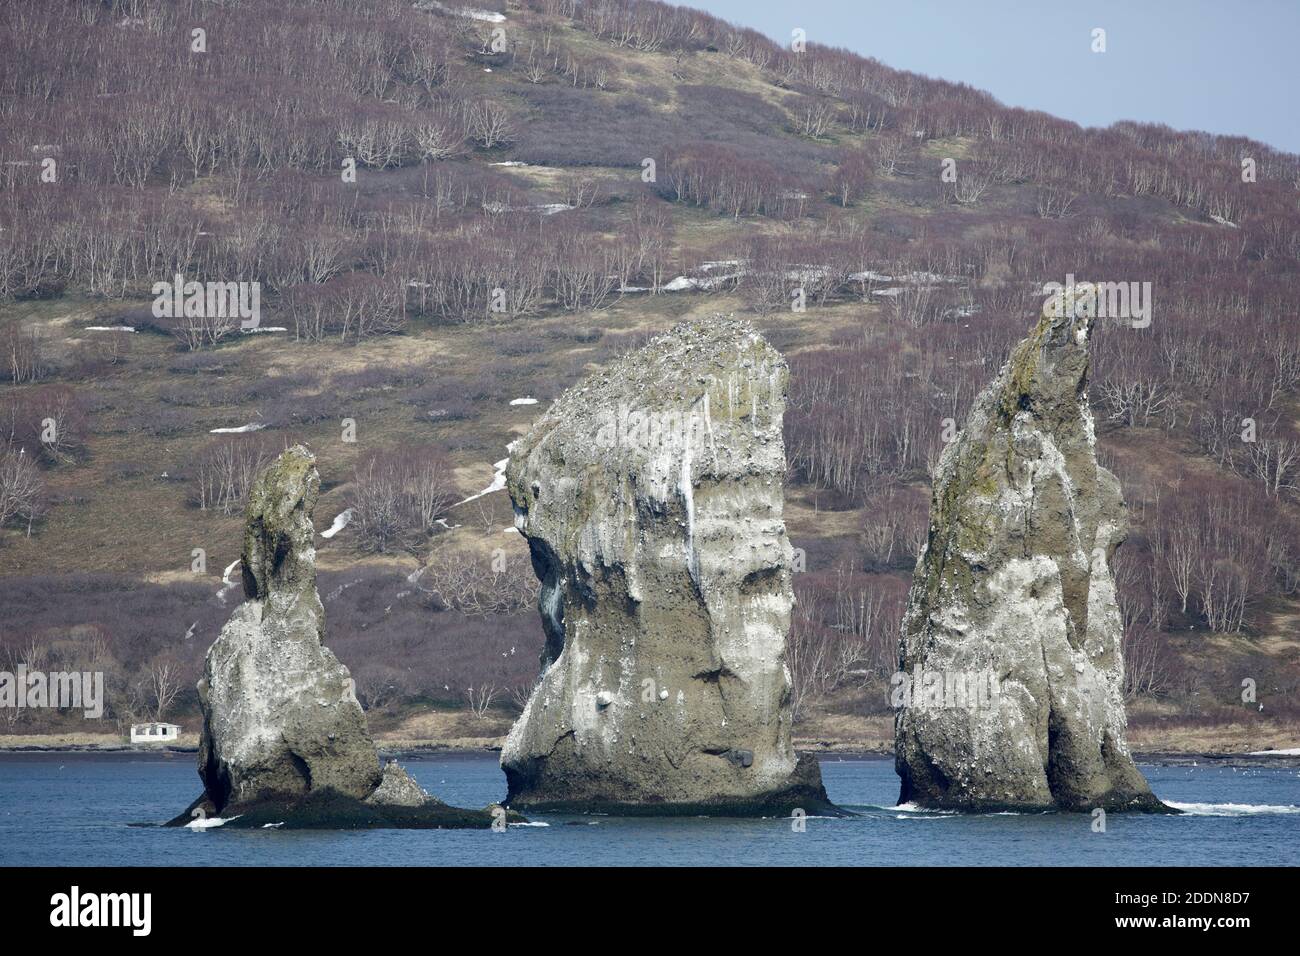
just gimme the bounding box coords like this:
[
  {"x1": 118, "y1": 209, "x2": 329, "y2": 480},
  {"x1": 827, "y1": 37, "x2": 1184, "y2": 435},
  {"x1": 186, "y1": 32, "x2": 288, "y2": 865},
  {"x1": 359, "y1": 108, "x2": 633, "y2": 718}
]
[
  {"x1": 501, "y1": 316, "x2": 837, "y2": 816},
  {"x1": 170, "y1": 445, "x2": 511, "y2": 829},
  {"x1": 895, "y1": 290, "x2": 1170, "y2": 812}
]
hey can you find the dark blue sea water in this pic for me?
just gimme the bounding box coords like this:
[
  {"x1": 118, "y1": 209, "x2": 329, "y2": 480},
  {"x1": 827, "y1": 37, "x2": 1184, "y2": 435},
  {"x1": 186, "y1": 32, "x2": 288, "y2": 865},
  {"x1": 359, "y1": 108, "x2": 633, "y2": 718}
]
[{"x1": 1, "y1": 753, "x2": 1297, "y2": 866}]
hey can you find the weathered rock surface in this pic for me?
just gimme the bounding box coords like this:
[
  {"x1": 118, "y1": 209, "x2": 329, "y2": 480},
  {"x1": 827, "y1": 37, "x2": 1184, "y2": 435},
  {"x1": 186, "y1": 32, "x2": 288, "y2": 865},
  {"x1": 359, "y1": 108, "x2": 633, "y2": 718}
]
[
  {"x1": 196, "y1": 446, "x2": 380, "y2": 810},
  {"x1": 895, "y1": 291, "x2": 1170, "y2": 812},
  {"x1": 169, "y1": 445, "x2": 510, "y2": 829},
  {"x1": 501, "y1": 315, "x2": 837, "y2": 815},
  {"x1": 366, "y1": 760, "x2": 432, "y2": 808}
]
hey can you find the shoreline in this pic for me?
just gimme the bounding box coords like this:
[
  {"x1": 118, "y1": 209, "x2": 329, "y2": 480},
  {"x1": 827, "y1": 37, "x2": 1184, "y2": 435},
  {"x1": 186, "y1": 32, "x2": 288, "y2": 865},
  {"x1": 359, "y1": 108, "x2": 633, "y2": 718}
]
[{"x1": 2, "y1": 740, "x2": 1298, "y2": 768}]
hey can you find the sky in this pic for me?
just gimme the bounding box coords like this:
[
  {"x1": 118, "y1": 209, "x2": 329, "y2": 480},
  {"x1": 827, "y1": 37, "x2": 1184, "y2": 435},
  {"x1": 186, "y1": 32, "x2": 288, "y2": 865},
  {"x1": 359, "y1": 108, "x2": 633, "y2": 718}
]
[{"x1": 693, "y1": 0, "x2": 1300, "y2": 155}]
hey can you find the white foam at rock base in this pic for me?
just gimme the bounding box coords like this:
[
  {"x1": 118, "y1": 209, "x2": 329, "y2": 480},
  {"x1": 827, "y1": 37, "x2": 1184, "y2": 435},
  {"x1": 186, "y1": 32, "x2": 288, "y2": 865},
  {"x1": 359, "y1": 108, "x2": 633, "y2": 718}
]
[
  {"x1": 185, "y1": 814, "x2": 242, "y2": 829},
  {"x1": 1166, "y1": 801, "x2": 1300, "y2": 816}
]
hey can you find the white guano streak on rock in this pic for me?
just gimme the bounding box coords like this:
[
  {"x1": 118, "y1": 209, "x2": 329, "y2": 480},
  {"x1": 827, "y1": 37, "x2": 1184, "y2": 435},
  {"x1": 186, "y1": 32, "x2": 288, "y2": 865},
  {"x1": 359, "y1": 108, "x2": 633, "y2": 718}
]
[{"x1": 680, "y1": 426, "x2": 697, "y2": 589}]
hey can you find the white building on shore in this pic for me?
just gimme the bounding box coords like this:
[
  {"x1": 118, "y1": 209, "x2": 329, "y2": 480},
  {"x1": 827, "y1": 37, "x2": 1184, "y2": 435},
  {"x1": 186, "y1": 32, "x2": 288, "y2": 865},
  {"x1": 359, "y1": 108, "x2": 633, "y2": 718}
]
[{"x1": 130, "y1": 722, "x2": 180, "y2": 744}]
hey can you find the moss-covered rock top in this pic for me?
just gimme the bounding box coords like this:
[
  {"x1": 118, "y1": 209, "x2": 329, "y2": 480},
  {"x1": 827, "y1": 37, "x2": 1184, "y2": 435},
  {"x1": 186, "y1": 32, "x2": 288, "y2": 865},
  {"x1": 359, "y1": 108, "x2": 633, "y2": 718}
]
[{"x1": 240, "y1": 444, "x2": 319, "y2": 602}]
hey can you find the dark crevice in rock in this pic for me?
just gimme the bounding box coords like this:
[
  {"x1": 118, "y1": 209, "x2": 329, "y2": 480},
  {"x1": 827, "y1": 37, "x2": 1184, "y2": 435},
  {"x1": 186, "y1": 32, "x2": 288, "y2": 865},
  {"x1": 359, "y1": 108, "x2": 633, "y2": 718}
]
[{"x1": 289, "y1": 751, "x2": 313, "y2": 792}]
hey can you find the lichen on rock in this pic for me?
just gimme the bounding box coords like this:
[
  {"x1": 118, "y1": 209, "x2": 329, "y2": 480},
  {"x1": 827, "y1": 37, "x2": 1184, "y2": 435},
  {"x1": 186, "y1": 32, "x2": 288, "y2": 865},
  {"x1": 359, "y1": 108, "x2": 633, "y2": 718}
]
[
  {"x1": 501, "y1": 315, "x2": 837, "y2": 816},
  {"x1": 895, "y1": 291, "x2": 1172, "y2": 813}
]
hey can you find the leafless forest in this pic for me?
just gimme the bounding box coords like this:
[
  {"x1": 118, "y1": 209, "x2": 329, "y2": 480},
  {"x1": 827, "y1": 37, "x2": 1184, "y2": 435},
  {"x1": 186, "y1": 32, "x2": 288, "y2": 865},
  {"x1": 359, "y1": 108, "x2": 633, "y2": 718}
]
[{"x1": 2, "y1": 0, "x2": 1299, "y2": 744}]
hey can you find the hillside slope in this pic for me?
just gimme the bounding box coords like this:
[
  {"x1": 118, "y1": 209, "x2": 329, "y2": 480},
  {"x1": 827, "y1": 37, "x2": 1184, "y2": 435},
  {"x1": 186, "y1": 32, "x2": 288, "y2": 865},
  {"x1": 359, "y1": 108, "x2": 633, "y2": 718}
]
[{"x1": 1, "y1": 0, "x2": 1298, "y2": 752}]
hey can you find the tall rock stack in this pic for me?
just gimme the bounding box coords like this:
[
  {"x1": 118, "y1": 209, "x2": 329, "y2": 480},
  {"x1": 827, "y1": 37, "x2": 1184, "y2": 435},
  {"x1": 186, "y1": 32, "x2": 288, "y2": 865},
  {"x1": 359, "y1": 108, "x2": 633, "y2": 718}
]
[
  {"x1": 501, "y1": 315, "x2": 836, "y2": 815},
  {"x1": 171, "y1": 445, "x2": 510, "y2": 829},
  {"x1": 895, "y1": 290, "x2": 1170, "y2": 813},
  {"x1": 197, "y1": 445, "x2": 381, "y2": 810}
]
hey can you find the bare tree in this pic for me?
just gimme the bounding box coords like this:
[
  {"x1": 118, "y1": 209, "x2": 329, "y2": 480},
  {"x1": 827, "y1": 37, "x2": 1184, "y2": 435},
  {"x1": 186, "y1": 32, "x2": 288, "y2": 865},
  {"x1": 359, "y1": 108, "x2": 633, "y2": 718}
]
[
  {"x1": 472, "y1": 497, "x2": 496, "y2": 536},
  {"x1": 466, "y1": 99, "x2": 515, "y2": 150},
  {"x1": 404, "y1": 448, "x2": 455, "y2": 533},
  {"x1": 416, "y1": 549, "x2": 538, "y2": 616},
  {"x1": 831, "y1": 150, "x2": 873, "y2": 207},
  {"x1": 1035, "y1": 184, "x2": 1077, "y2": 219},
  {"x1": 348, "y1": 452, "x2": 406, "y2": 553},
  {"x1": 1, "y1": 319, "x2": 44, "y2": 384},
  {"x1": 414, "y1": 117, "x2": 466, "y2": 161},
  {"x1": 348, "y1": 446, "x2": 456, "y2": 552},
  {"x1": 194, "y1": 437, "x2": 271, "y2": 515},
  {"x1": 787, "y1": 595, "x2": 832, "y2": 722},
  {"x1": 873, "y1": 133, "x2": 910, "y2": 175},
  {"x1": 1244, "y1": 437, "x2": 1300, "y2": 498},
  {"x1": 1122, "y1": 624, "x2": 1168, "y2": 699},
  {"x1": 560, "y1": 172, "x2": 602, "y2": 209},
  {"x1": 466, "y1": 684, "x2": 496, "y2": 719},
  {"x1": 795, "y1": 100, "x2": 835, "y2": 139},
  {"x1": 173, "y1": 307, "x2": 238, "y2": 352},
  {"x1": 509, "y1": 680, "x2": 536, "y2": 710},
  {"x1": 0, "y1": 447, "x2": 46, "y2": 537},
  {"x1": 150, "y1": 660, "x2": 182, "y2": 722},
  {"x1": 413, "y1": 98, "x2": 468, "y2": 161},
  {"x1": 947, "y1": 164, "x2": 995, "y2": 205}
]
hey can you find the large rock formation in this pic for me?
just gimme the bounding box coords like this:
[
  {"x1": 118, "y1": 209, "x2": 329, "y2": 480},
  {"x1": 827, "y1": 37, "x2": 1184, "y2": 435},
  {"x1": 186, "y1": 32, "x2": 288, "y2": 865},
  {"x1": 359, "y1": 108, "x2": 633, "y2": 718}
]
[
  {"x1": 895, "y1": 290, "x2": 1170, "y2": 812},
  {"x1": 501, "y1": 315, "x2": 836, "y2": 816},
  {"x1": 170, "y1": 445, "x2": 510, "y2": 829}
]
